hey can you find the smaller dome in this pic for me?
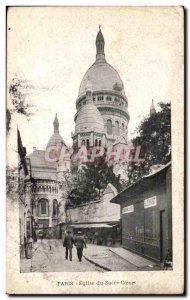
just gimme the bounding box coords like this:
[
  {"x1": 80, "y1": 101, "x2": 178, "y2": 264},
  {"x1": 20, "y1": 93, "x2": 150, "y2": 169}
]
[
  {"x1": 47, "y1": 132, "x2": 65, "y2": 149},
  {"x1": 46, "y1": 114, "x2": 66, "y2": 149},
  {"x1": 75, "y1": 101, "x2": 105, "y2": 134}
]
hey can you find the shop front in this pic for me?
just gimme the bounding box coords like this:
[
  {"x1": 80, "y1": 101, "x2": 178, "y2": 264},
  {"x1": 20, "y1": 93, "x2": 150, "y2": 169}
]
[
  {"x1": 65, "y1": 222, "x2": 121, "y2": 246},
  {"x1": 111, "y1": 162, "x2": 172, "y2": 262}
]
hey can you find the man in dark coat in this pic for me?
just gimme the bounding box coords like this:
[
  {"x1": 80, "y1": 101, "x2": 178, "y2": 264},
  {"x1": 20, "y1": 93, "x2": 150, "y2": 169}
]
[
  {"x1": 63, "y1": 230, "x2": 74, "y2": 261},
  {"x1": 74, "y1": 231, "x2": 86, "y2": 262}
]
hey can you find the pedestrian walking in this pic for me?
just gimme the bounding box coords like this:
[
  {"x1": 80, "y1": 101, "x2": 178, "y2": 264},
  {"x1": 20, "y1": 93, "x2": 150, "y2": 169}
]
[
  {"x1": 63, "y1": 230, "x2": 74, "y2": 261},
  {"x1": 39, "y1": 231, "x2": 44, "y2": 243},
  {"x1": 74, "y1": 231, "x2": 86, "y2": 262}
]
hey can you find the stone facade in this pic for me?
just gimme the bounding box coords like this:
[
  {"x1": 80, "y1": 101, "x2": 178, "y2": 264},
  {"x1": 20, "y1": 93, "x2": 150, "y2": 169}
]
[{"x1": 19, "y1": 116, "x2": 70, "y2": 239}]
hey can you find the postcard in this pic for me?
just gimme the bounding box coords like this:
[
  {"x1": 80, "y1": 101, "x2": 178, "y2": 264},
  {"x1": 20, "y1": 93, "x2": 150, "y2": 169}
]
[{"x1": 6, "y1": 6, "x2": 184, "y2": 294}]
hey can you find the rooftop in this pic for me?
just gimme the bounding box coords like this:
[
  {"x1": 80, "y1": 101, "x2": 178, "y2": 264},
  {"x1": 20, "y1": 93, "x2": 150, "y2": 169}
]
[{"x1": 111, "y1": 161, "x2": 171, "y2": 204}]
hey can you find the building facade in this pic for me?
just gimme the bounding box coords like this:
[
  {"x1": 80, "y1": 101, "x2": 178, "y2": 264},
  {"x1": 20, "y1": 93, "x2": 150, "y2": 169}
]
[
  {"x1": 18, "y1": 114, "x2": 71, "y2": 247},
  {"x1": 111, "y1": 162, "x2": 172, "y2": 263}
]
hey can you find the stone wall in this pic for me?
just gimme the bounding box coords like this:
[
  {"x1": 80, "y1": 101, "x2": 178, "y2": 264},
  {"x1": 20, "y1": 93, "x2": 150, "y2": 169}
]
[{"x1": 67, "y1": 183, "x2": 120, "y2": 224}]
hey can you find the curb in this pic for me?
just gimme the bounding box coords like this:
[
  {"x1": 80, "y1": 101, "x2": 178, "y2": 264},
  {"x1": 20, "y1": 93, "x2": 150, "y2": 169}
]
[
  {"x1": 108, "y1": 248, "x2": 157, "y2": 269},
  {"x1": 83, "y1": 255, "x2": 111, "y2": 271}
]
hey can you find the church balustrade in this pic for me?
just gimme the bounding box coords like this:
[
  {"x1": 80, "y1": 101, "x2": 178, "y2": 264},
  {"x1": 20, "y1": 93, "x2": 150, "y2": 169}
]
[{"x1": 31, "y1": 183, "x2": 58, "y2": 194}]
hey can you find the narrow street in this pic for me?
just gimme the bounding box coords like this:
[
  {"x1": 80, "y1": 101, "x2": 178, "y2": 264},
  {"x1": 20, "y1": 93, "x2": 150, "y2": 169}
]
[
  {"x1": 20, "y1": 239, "x2": 160, "y2": 273},
  {"x1": 20, "y1": 239, "x2": 104, "y2": 272}
]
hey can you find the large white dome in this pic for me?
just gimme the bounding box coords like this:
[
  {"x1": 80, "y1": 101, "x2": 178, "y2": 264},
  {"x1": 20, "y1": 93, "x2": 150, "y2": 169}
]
[{"x1": 79, "y1": 60, "x2": 125, "y2": 97}]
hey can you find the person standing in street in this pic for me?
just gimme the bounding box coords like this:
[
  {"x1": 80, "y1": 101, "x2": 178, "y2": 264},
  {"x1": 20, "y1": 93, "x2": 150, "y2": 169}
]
[
  {"x1": 63, "y1": 230, "x2": 74, "y2": 261},
  {"x1": 74, "y1": 231, "x2": 86, "y2": 262}
]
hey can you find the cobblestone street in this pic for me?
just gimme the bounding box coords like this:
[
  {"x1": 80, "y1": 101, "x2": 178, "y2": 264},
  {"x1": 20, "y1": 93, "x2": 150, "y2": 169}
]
[{"x1": 20, "y1": 239, "x2": 160, "y2": 273}]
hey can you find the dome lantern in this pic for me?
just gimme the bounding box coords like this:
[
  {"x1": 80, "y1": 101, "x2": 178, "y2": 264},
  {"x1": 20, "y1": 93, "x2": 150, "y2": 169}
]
[
  {"x1": 53, "y1": 113, "x2": 59, "y2": 133},
  {"x1": 150, "y1": 99, "x2": 156, "y2": 116},
  {"x1": 46, "y1": 114, "x2": 65, "y2": 149},
  {"x1": 96, "y1": 25, "x2": 106, "y2": 62}
]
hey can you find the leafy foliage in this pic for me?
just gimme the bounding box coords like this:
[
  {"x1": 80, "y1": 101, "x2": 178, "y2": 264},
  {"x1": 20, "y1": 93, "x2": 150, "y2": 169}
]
[
  {"x1": 7, "y1": 77, "x2": 34, "y2": 134},
  {"x1": 127, "y1": 102, "x2": 171, "y2": 185},
  {"x1": 68, "y1": 157, "x2": 121, "y2": 206}
]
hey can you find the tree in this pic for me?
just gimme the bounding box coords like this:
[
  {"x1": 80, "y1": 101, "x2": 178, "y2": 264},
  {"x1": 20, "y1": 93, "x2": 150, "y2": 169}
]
[
  {"x1": 57, "y1": 169, "x2": 74, "y2": 222},
  {"x1": 7, "y1": 77, "x2": 35, "y2": 134},
  {"x1": 127, "y1": 102, "x2": 171, "y2": 185},
  {"x1": 69, "y1": 157, "x2": 121, "y2": 206}
]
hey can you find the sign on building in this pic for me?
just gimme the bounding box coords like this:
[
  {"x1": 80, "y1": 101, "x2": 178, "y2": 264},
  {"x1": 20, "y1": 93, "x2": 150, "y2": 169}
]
[
  {"x1": 144, "y1": 196, "x2": 157, "y2": 209},
  {"x1": 122, "y1": 205, "x2": 134, "y2": 214}
]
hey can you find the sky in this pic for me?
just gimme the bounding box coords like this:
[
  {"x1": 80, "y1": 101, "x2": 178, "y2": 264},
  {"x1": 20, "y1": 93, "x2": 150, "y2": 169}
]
[{"x1": 7, "y1": 6, "x2": 183, "y2": 167}]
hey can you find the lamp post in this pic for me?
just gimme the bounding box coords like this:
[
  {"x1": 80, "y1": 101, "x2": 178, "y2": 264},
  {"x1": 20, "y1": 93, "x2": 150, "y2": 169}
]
[{"x1": 32, "y1": 221, "x2": 38, "y2": 242}]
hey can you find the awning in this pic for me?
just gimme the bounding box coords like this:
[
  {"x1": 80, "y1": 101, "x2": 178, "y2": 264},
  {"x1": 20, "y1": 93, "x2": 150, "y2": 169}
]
[{"x1": 70, "y1": 223, "x2": 112, "y2": 228}]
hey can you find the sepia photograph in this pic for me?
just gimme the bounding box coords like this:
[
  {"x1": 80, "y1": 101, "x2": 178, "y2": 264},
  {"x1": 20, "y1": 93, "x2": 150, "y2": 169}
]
[{"x1": 6, "y1": 6, "x2": 184, "y2": 294}]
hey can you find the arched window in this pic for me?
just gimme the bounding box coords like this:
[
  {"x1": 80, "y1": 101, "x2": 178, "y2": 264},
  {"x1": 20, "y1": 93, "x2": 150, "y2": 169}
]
[
  {"x1": 122, "y1": 123, "x2": 125, "y2": 131},
  {"x1": 38, "y1": 199, "x2": 49, "y2": 216},
  {"x1": 99, "y1": 140, "x2": 101, "y2": 146},
  {"x1": 107, "y1": 120, "x2": 112, "y2": 135},
  {"x1": 115, "y1": 121, "x2": 119, "y2": 136},
  {"x1": 95, "y1": 139, "x2": 98, "y2": 146},
  {"x1": 52, "y1": 199, "x2": 58, "y2": 217},
  {"x1": 86, "y1": 139, "x2": 90, "y2": 147}
]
